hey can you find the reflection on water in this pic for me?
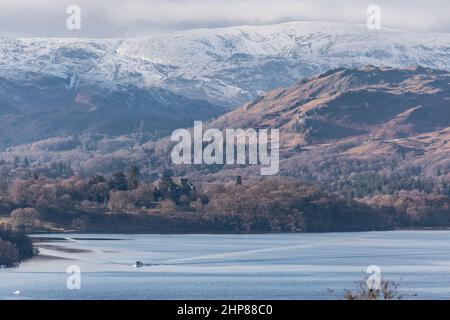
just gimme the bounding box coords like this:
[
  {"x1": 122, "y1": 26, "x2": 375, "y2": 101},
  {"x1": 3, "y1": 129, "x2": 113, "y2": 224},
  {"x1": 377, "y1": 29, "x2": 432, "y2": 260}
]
[{"x1": 1, "y1": 231, "x2": 450, "y2": 300}]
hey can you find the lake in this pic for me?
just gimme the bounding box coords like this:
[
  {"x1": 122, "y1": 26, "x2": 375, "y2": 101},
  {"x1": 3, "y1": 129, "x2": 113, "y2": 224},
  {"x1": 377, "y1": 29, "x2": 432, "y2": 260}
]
[{"x1": 1, "y1": 231, "x2": 450, "y2": 300}]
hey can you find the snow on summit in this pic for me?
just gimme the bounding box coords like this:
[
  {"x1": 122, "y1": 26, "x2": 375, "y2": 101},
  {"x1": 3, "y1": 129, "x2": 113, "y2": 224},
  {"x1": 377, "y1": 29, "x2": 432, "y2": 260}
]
[{"x1": 1, "y1": 21, "x2": 450, "y2": 106}]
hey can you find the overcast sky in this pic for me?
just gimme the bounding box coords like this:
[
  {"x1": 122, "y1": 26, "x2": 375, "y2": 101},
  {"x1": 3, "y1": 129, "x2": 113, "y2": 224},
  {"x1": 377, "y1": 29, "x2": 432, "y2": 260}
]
[{"x1": 0, "y1": 0, "x2": 448, "y2": 38}]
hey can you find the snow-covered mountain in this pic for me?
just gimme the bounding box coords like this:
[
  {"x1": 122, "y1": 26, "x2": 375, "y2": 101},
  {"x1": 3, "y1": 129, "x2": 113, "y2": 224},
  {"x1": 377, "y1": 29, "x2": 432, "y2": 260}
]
[
  {"x1": 1, "y1": 21, "x2": 450, "y2": 148},
  {"x1": 1, "y1": 21, "x2": 450, "y2": 108}
]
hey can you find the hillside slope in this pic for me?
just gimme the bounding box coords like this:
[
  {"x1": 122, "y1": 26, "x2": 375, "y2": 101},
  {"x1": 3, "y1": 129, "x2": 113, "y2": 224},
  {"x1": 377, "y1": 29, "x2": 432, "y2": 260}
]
[
  {"x1": 2, "y1": 66, "x2": 448, "y2": 192},
  {"x1": 211, "y1": 65, "x2": 450, "y2": 149},
  {"x1": 0, "y1": 72, "x2": 223, "y2": 148}
]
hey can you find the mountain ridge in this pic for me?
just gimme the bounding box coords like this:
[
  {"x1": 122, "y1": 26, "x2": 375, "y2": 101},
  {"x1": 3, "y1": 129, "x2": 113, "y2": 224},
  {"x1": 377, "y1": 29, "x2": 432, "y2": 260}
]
[
  {"x1": 1, "y1": 21, "x2": 450, "y2": 108},
  {"x1": 209, "y1": 65, "x2": 450, "y2": 150}
]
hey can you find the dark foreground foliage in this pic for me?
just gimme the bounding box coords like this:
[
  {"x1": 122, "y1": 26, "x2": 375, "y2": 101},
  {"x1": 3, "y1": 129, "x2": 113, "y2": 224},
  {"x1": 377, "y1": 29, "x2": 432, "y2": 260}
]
[
  {"x1": 0, "y1": 225, "x2": 36, "y2": 267},
  {"x1": 344, "y1": 280, "x2": 403, "y2": 300}
]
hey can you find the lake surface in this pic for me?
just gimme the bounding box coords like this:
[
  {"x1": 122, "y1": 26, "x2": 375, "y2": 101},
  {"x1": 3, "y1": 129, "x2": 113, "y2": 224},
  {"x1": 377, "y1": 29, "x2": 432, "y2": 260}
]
[{"x1": 2, "y1": 231, "x2": 450, "y2": 300}]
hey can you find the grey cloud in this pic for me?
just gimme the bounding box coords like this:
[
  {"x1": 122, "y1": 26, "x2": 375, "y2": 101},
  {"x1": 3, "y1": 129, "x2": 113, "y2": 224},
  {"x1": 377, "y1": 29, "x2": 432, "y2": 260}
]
[{"x1": 0, "y1": 0, "x2": 449, "y2": 38}]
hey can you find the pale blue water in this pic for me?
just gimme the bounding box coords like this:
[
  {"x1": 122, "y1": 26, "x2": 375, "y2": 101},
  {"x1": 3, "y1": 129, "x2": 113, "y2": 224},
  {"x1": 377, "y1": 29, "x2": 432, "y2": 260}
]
[{"x1": 1, "y1": 231, "x2": 450, "y2": 300}]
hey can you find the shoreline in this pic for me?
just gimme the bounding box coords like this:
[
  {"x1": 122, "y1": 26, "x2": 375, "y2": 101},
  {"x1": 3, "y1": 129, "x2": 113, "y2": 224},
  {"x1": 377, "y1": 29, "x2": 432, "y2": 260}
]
[{"x1": 29, "y1": 227, "x2": 450, "y2": 237}]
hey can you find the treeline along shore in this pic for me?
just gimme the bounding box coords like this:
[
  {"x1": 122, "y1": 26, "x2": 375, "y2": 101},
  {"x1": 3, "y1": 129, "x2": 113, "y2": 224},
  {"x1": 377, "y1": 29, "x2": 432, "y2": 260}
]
[{"x1": 1, "y1": 163, "x2": 449, "y2": 236}]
